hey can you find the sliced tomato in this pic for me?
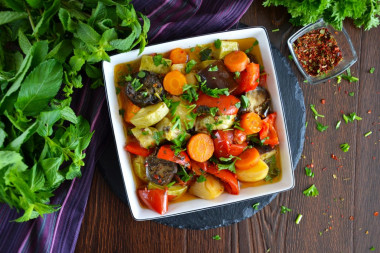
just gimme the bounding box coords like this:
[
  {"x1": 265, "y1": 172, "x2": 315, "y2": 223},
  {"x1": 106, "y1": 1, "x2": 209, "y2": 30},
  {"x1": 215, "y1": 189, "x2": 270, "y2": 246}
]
[
  {"x1": 234, "y1": 63, "x2": 260, "y2": 95},
  {"x1": 213, "y1": 130, "x2": 233, "y2": 158},
  {"x1": 138, "y1": 188, "x2": 168, "y2": 215},
  {"x1": 125, "y1": 142, "x2": 152, "y2": 157},
  {"x1": 205, "y1": 164, "x2": 240, "y2": 195},
  {"x1": 229, "y1": 143, "x2": 247, "y2": 157},
  {"x1": 259, "y1": 113, "x2": 279, "y2": 147},
  {"x1": 196, "y1": 92, "x2": 240, "y2": 115},
  {"x1": 157, "y1": 145, "x2": 191, "y2": 168}
]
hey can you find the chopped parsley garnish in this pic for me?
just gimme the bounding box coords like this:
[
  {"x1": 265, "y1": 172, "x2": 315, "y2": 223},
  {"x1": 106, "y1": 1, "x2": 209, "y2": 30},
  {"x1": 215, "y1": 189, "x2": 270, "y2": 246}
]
[
  {"x1": 233, "y1": 121, "x2": 245, "y2": 131},
  {"x1": 349, "y1": 92, "x2": 355, "y2": 96},
  {"x1": 166, "y1": 181, "x2": 176, "y2": 187},
  {"x1": 141, "y1": 130, "x2": 149, "y2": 135},
  {"x1": 280, "y1": 206, "x2": 292, "y2": 214},
  {"x1": 190, "y1": 47, "x2": 195, "y2": 52},
  {"x1": 245, "y1": 40, "x2": 259, "y2": 53},
  {"x1": 200, "y1": 48, "x2": 212, "y2": 61},
  {"x1": 264, "y1": 155, "x2": 280, "y2": 181},
  {"x1": 336, "y1": 120, "x2": 341, "y2": 129},
  {"x1": 343, "y1": 112, "x2": 362, "y2": 123},
  {"x1": 235, "y1": 102, "x2": 241, "y2": 109},
  {"x1": 310, "y1": 104, "x2": 325, "y2": 119},
  {"x1": 182, "y1": 84, "x2": 199, "y2": 103},
  {"x1": 125, "y1": 74, "x2": 132, "y2": 81},
  {"x1": 137, "y1": 71, "x2": 146, "y2": 78},
  {"x1": 370, "y1": 246, "x2": 376, "y2": 251},
  {"x1": 272, "y1": 28, "x2": 280, "y2": 32},
  {"x1": 200, "y1": 83, "x2": 229, "y2": 98},
  {"x1": 212, "y1": 235, "x2": 221, "y2": 240},
  {"x1": 340, "y1": 143, "x2": 350, "y2": 152},
  {"x1": 217, "y1": 155, "x2": 240, "y2": 173},
  {"x1": 184, "y1": 112, "x2": 197, "y2": 130},
  {"x1": 364, "y1": 131, "x2": 372, "y2": 137},
  {"x1": 171, "y1": 132, "x2": 188, "y2": 155},
  {"x1": 288, "y1": 55, "x2": 293, "y2": 61},
  {"x1": 369, "y1": 67, "x2": 375, "y2": 74},
  {"x1": 316, "y1": 121, "x2": 328, "y2": 132},
  {"x1": 305, "y1": 167, "x2": 314, "y2": 178},
  {"x1": 295, "y1": 214, "x2": 303, "y2": 224},
  {"x1": 341, "y1": 68, "x2": 359, "y2": 82},
  {"x1": 205, "y1": 123, "x2": 213, "y2": 133},
  {"x1": 219, "y1": 155, "x2": 237, "y2": 162},
  {"x1": 131, "y1": 77, "x2": 143, "y2": 91},
  {"x1": 214, "y1": 39, "x2": 221, "y2": 49},
  {"x1": 178, "y1": 166, "x2": 191, "y2": 182},
  {"x1": 234, "y1": 71, "x2": 240, "y2": 79},
  {"x1": 170, "y1": 101, "x2": 180, "y2": 115},
  {"x1": 153, "y1": 131, "x2": 163, "y2": 145},
  {"x1": 118, "y1": 108, "x2": 125, "y2": 116},
  {"x1": 208, "y1": 65, "x2": 218, "y2": 72},
  {"x1": 185, "y1": 60, "x2": 197, "y2": 73},
  {"x1": 336, "y1": 75, "x2": 342, "y2": 83},
  {"x1": 209, "y1": 107, "x2": 219, "y2": 116},
  {"x1": 171, "y1": 115, "x2": 182, "y2": 130},
  {"x1": 252, "y1": 202, "x2": 260, "y2": 210},
  {"x1": 303, "y1": 184, "x2": 319, "y2": 197},
  {"x1": 153, "y1": 54, "x2": 168, "y2": 66},
  {"x1": 241, "y1": 95, "x2": 250, "y2": 108},
  {"x1": 197, "y1": 175, "x2": 207, "y2": 183},
  {"x1": 115, "y1": 87, "x2": 121, "y2": 94}
]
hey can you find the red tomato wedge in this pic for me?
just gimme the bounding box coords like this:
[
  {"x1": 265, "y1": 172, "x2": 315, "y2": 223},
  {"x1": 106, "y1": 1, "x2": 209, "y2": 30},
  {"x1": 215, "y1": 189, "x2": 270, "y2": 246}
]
[
  {"x1": 213, "y1": 130, "x2": 247, "y2": 158},
  {"x1": 124, "y1": 142, "x2": 152, "y2": 157},
  {"x1": 196, "y1": 92, "x2": 240, "y2": 115},
  {"x1": 138, "y1": 188, "x2": 168, "y2": 215},
  {"x1": 157, "y1": 145, "x2": 191, "y2": 168}
]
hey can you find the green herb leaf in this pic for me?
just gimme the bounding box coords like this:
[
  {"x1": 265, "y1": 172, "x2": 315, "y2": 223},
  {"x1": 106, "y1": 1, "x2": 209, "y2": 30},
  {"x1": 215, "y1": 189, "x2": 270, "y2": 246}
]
[
  {"x1": 295, "y1": 214, "x2": 303, "y2": 224},
  {"x1": 197, "y1": 175, "x2": 207, "y2": 183},
  {"x1": 185, "y1": 59, "x2": 197, "y2": 73},
  {"x1": 310, "y1": 104, "x2": 324, "y2": 119},
  {"x1": 288, "y1": 55, "x2": 293, "y2": 61},
  {"x1": 305, "y1": 167, "x2": 314, "y2": 178},
  {"x1": 336, "y1": 120, "x2": 341, "y2": 129},
  {"x1": 241, "y1": 95, "x2": 250, "y2": 108},
  {"x1": 369, "y1": 67, "x2": 375, "y2": 74},
  {"x1": 182, "y1": 84, "x2": 199, "y2": 103},
  {"x1": 341, "y1": 69, "x2": 359, "y2": 82},
  {"x1": 349, "y1": 92, "x2": 354, "y2": 96},
  {"x1": 213, "y1": 235, "x2": 221, "y2": 240},
  {"x1": 214, "y1": 39, "x2": 221, "y2": 49},
  {"x1": 272, "y1": 28, "x2": 280, "y2": 32},
  {"x1": 200, "y1": 83, "x2": 229, "y2": 98},
  {"x1": 316, "y1": 121, "x2": 328, "y2": 132},
  {"x1": 209, "y1": 107, "x2": 219, "y2": 117},
  {"x1": 245, "y1": 40, "x2": 258, "y2": 53},
  {"x1": 200, "y1": 48, "x2": 212, "y2": 61},
  {"x1": 340, "y1": 143, "x2": 350, "y2": 152},
  {"x1": 364, "y1": 131, "x2": 372, "y2": 137},
  {"x1": 280, "y1": 206, "x2": 292, "y2": 214},
  {"x1": 252, "y1": 202, "x2": 260, "y2": 210},
  {"x1": 208, "y1": 65, "x2": 218, "y2": 72},
  {"x1": 370, "y1": 246, "x2": 376, "y2": 251},
  {"x1": 303, "y1": 184, "x2": 319, "y2": 197}
]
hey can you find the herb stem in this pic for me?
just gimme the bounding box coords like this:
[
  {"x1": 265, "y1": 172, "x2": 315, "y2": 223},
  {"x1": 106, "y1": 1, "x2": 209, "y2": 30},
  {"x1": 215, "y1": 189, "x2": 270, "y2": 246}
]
[
  {"x1": 295, "y1": 214, "x2": 303, "y2": 224},
  {"x1": 26, "y1": 8, "x2": 37, "y2": 39}
]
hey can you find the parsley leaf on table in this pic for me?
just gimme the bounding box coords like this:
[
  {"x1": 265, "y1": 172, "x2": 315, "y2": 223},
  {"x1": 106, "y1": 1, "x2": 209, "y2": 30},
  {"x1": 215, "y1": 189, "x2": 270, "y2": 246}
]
[{"x1": 303, "y1": 184, "x2": 319, "y2": 197}]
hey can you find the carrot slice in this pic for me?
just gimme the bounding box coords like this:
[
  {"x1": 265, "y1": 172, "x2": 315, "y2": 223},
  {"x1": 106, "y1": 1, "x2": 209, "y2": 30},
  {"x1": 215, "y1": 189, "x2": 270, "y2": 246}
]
[
  {"x1": 235, "y1": 147, "x2": 260, "y2": 170},
  {"x1": 187, "y1": 133, "x2": 214, "y2": 162},
  {"x1": 224, "y1": 51, "x2": 249, "y2": 72},
  {"x1": 240, "y1": 112, "x2": 262, "y2": 135},
  {"x1": 123, "y1": 97, "x2": 140, "y2": 123},
  {"x1": 169, "y1": 48, "x2": 188, "y2": 64},
  {"x1": 163, "y1": 70, "x2": 187, "y2": 95}
]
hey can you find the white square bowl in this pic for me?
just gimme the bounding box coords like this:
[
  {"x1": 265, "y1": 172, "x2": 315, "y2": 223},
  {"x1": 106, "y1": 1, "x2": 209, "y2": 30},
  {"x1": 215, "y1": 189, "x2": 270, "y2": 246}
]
[{"x1": 102, "y1": 27, "x2": 294, "y2": 221}]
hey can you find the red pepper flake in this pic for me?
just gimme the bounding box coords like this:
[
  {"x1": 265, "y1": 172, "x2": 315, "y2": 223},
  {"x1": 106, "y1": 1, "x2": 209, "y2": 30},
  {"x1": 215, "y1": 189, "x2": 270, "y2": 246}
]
[
  {"x1": 349, "y1": 216, "x2": 354, "y2": 221},
  {"x1": 329, "y1": 226, "x2": 332, "y2": 230},
  {"x1": 374, "y1": 212, "x2": 379, "y2": 216},
  {"x1": 340, "y1": 110, "x2": 344, "y2": 114},
  {"x1": 373, "y1": 157, "x2": 376, "y2": 160},
  {"x1": 344, "y1": 91, "x2": 348, "y2": 95},
  {"x1": 338, "y1": 86, "x2": 341, "y2": 92},
  {"x1": 321, "y1": 99, "x2": 326, "y2": 104},
  {"x1": 293, "y1": 28, "x2": 343, "y2": 76},
  {"x1": 331, "y1": 154, "x2": 338, "y2": 160},
  {"x1": 368, "y1": 110, "x2": 372, "y2": 114},
  {"x1": 310, "y1": 163, "x2": 314, "y2": 168},
  {"x1": 311, "y1": 142, "x2": 314, "y2": 145},
  {"x1": 322, "y1": 167, "x2": 327, "y2": 171}
]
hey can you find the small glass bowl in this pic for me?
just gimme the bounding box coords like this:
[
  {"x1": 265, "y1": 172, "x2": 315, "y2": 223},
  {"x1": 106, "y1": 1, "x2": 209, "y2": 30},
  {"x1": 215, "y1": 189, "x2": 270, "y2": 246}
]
[{"x1": 287, "y1": 19, "x2": 357, "y2": 84}]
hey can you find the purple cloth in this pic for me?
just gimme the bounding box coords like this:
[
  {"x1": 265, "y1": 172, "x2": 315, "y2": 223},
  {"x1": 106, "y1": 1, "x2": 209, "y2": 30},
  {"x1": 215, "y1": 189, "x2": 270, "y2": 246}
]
[{"x1": 0, "y1": 1, "x2": 253, "y2": 252}]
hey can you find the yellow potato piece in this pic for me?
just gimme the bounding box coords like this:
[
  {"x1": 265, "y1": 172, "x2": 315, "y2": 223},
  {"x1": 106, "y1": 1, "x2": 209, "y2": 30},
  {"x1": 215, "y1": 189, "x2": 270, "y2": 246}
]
[
  {"x1": 130, "y1": 102, "x2": 169, "y2": 128},
  {"x1": 189, "y1": 175, "x2": 224, "y2": 200},
  {"x1": 236, "y1": 159, "x2": 269, "y2": 182}
]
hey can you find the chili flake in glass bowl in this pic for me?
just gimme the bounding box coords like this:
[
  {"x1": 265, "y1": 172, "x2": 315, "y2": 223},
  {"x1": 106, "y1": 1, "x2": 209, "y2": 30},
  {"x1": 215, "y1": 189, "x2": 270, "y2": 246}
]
[{"x1": 288, "y1": 19, "x2": 357, "y2": 84}]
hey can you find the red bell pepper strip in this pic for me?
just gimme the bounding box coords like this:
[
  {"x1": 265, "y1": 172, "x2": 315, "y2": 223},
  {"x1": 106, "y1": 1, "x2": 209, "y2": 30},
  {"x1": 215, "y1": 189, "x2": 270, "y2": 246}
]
[
  {"x1": 259, "y1": 113, "x2": 279, "y2": 147},
  {"x1": 196, "y1": 92, "x2": 240, "y2": 115},
  {"x1": 138, "y1": 188, "x2": 168, "y2": 215},
  {"x1": 190, "y1": 160, "x2": 207, "y2": 176},
  {"x1": 157, "y1": 145, "x2": 191, "y2": 168},
  {"x1": 205, "y1": 164, "x2": 240, "y2": 195},
  {"x1": 229, "y1": 143, "x2": 247, "y2": 157},
  {"x1": 125, "y1": 142, "x2": 152, "y2": 157},
  {"x1": 234, "y1": 63, "x2": 260, "y2": 95},
  {"x1": 213, "y1": 130, "x2": 247, "y2": 158},
  {"x1": 233, "y1": 129, "x2": 247, "y2": 144}
]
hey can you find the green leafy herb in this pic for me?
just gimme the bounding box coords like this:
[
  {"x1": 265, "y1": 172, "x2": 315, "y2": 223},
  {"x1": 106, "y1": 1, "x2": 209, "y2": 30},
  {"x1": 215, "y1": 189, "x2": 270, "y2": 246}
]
[
  {"x1": 200, "y1": 48, "x2": 212, "y2": 61},
  {"x1": 340, "y1": 143, "x2": 350, "y2": 152},
  {"x1": 364, "y1": 131, "x2": 372, "y2": 137},
  {"x1": 281, "y1": 206, "x2": 292, "y2": 214},
  {"x1": 342, "y1": 69, "x2": 359, "y2": 82},
  {"x1": 336, "y1": 120, "x2": 341, "y2": 129},
  {"x1": 208, "y1": 65, "x2": 218, "y2": 72},
  {"x1": 252, "y1": 202, "x2": 260, "y2": 210},
  {"x1": 310, "y1": 104, "x2": 325, "y2": 119},
  {"x1": 241, "y1": 95, "x2": 250, "y2": 109},
  {"x1": 214, "y1": 39, "x2": 222, "y2": 49},
  {"x1": 197, "y1": 175, "x2": 207, "y2": 183},
  {"x1": 131, "y1": 78, "x2": 143, "y2": 91},
  {"x1": 369, "y1": 67, "x2": 375, "y2": 74},
  {"x1": 200, "y1": 83, "x2": 229, "y2": 98},
  {"x1": 119, "y1": 109, "x2": 125, "y2": 116},
  {"x1": 178, "y1": 166, "x2": 191, "y2": 182},
  {"x1": 234, "y1": 71, "x2": 241, "y2": 79},
  {"x1": 343, "y1": 112, "x2": 362, "y2": 123},
  {"x1": 171, "y1": 115, "x2": 182, "y2": 131},
  {"x1": 205, "y1": 123, "x2": 214, "y2": 133},
  {"x1": 303, "y1": 184, "x2": 319, "y2": 197},
  {"x1": 185, "y1": 59, "x2": 197, "y2": 73},
  {"x1": 288, "y1": 55, "x2": 294, "y2": 61},
  {"x1": 137, "y1": 71, "x2": 146, "y2": 78},
  {"x1": 213, "y1": 235, "x2": 221, "y2": 240},
  {"x1": 235, "y1": 102, "x2": 241, "y2": 109},
  {"x1": 245, "y1": 40, "x2": 259, "y2": 53},
  {"x1": 209, "y1": 107, "x2": 219, "y2": 117},
  {"x1": 153, "y1": 54, "x2": 168, "y2": 66},
  {"x1": 233, "y1": 121, "x2": 245, "y2": 131},
  {"x1": 262, "y1": 0, "x2": 380, "y2": 31},
  {"x1": 295, "y1": 214, "x2": 303, "y2": 224},
  {"x1": 264, "y1": 155, "x2": 280, "y2": 181},
  {"x1": 182, "y1": 84, "x2": 199, "y2": 103},
  {"x1": 316, "y1": 121, "x2": 328, "y2": 132},
  {"x1": 166, "y1": 181, "x2": 176, "y2": 188},
  {"x1": 217, "y1": 155, "x2": 240, "y2": 173},
  {"x1": 337, "y1": 75, "x2": 342, "y2": 83},
  {"x1": 153, "y1": 131, "x2": 164, "y2": 145},
  {"x1": 370, "y1": 246, "x2": 376, "y2": 251},
  {"x1": 349, "y1": 92, "x2": 355, "y2": 96},
  {"x1": 272, "y1": 28, "x2": 280, "y2": 32},
  {"x1": 305, "y1": 167, "x2": 314, "y2": 178},
  {"x1": 190, "y1": 47, "x2": 195, "y2": 52}
]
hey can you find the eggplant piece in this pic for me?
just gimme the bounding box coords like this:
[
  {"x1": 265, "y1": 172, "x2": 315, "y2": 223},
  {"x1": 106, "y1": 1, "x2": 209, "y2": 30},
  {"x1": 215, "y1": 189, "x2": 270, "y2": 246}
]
[
  {"x1": 125, "y1": 71, "x2": 164, "y2": 107},
  {"x1": 246, "y1": 53, "x2": 259, "y2": 64},
  {"x1": 246, "y1": 86, "x2": 271, "y2": 117},
  {"x1": 198, "y1": 60, "x2": 239, "y2": 93},
  {"x1": 145, "y1": 156, "x2": 178, "y2": 186}
]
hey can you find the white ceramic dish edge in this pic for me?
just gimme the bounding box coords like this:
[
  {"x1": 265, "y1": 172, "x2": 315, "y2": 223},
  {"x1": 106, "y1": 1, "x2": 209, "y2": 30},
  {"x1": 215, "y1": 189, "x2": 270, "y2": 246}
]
[{"x1": 102, "y1": 27, "x2": 294, "y2": 221}]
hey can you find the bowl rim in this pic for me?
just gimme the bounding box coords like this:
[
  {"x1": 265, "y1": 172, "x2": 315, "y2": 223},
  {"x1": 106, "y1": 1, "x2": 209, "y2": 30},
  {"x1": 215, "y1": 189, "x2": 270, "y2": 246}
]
[
  {"x1": 102, "y1": 26, "x2": 295, "y2": 220},
  {"x1": 287, "y1": 19, "x2": 358, "y2": 84}
]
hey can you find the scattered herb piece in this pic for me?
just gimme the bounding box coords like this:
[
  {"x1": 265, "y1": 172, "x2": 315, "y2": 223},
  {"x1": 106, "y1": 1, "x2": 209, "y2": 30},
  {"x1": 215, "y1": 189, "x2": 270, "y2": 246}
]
[
  {"x1": 245, "y1": 40, "x2": 259, "y2": 53},
  {"x1": 336, "y1": 120, "x2": 341, "y2": 129},
  {"x1": 241, "y1": 95, "x2": 250, "y2": 108},
  {"x1": 370, "y1": 246, "x2": 375, "y2": 251},
  {"x1": 153, "y1": 54, "x2": 168, "y2": 67},
  {"x1": 252, "y1": 202, "x2": 260, "y2": 210},
  {"x1": 116, "y1": 87, "x2": 121, "y2": 95},
  {"x1": 119, "y1": 109, "x2": 125, "y2": 116},
  {"x1": 264, "y1": 156, "x2": 280, "y2": 181},
  {"x1": 200, "y1": 83, "x2": 229, "y2": 98},
  {"x1": 185, "y1": 60, "x2": 197, "y2": 73},
  {"x1": 272, "y1": 28, "x2": 280, "y2": 32},
  {"x1": 214, "y1": 39, "x2": 222, "y2": 49},
  {"x1": 200, "y1": 48, "x2": 212, "y2": 61},
  {"x1": 305, "y1": 167, "x2": 315, "y2": 178},
  {"x1": 213, "y1": 235, "x2": 221, "y2": 240},
  {"x1": 182, "y1": 84, "x2": 199, "y2": 103},
  {"x1": 288, "y1": 55, "x2": 294, "y2": 61},
  {"x1": 310, "y1": 104, "x2": 325, "y2": 119},
  {"x1": 153, "y1": 131, "x2": 164, "y2": 145},
  {"x1": 305, "y1": 121, "x2": 308, "y2": 128},
  {"x1": 316, "y1": 121, "x2": 328, "y2": 132},
  {"x1": 369, "y1": 67, "x2": 375, "y2": 74},
  {"x1": 166, "y1": 181, "x2": 176, "y2": 188},
  {"x1": 281, "y1": 206, "x2": 292, "y2": 214},
  {"x1": 340, "y1": 143, "x2": 350, "y2": 152},
  {"x1": 364, "y1": 131, "x2": 372, "y2": 137},
  {"x1": 343, "y1": 112, "x2": 362, "y2": 123},
  {"x1": 190, "y1": 47, "x2": 195, "y2": 52},
  {"x1": 303, "y1": 184, "x2": 319, "y2": 197},
  {"x1": 349, "y1": 92, "x2": 355, "y2": 96},
  {"x1": 178, "y1": 166, "x2": 191, "y2": 182},
  {"x1": 137, "y1": 71, "x2": 146, "y2": 78},
  {"x1": 197, "y1": 175, "x2": 207, "y2": 183},
  {"x1": 234, "y1": 71, "x2": 241, "y2": 79},
  {"x1": 295, "y1": 214, "x2": 303, "y2": 224},
  {"x1": 209, "y1": 107, "x2": 219, "y2": 117},
  {"x1": 337, "y1": 75, "x2": 342, "y2": 83},
  {"x1": 341, "y1": 69, "x2": 359, "y2": 82},
  {"x1": 208, "y1": 65, "x2": 218, "y2": 72},
  {"x1": 235, "y1": 102, "x2": 241, "y2": 109}
]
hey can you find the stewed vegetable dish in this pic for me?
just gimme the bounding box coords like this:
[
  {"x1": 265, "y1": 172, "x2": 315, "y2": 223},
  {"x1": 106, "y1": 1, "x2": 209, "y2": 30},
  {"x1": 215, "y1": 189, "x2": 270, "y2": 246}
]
[{"x1": 115, "y1": 38, "x2": 281, "y2": 214}]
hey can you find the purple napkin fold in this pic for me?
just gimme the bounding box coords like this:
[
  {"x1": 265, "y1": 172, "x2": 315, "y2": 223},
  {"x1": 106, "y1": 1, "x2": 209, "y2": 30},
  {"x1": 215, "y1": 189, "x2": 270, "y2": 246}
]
[{"x1": 0, "y1": 1, "x2": 253, "y2": 252}]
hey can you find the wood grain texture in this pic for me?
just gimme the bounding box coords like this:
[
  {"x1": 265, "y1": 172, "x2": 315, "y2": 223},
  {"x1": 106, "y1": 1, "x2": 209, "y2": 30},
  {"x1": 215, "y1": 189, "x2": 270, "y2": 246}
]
[{"x1": 76, "y1": 1, "x2": 380, "y2": 252}]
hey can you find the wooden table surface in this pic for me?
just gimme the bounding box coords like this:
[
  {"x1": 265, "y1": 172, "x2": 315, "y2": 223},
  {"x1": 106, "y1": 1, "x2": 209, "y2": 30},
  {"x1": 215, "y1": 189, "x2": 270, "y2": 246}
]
[{"x1": 76, "y1": 1, "x2": 380, "y2": 252}]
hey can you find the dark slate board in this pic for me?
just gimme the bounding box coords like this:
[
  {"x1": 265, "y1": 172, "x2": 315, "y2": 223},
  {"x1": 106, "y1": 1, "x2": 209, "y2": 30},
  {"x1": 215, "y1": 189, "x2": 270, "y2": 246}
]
[{"x1": 98, "y1": 26, "x2": 306, "y2": 230}]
